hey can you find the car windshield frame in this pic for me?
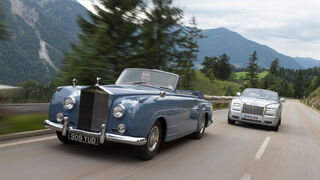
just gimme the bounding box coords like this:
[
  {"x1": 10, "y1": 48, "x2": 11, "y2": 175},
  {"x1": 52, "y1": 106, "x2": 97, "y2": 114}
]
[
  {"x1": 115, "y1": 68, "x2": 179, "y2": 91},
  {"x1": 241, "y1": 88, "x2": 279, "y2": 101}
]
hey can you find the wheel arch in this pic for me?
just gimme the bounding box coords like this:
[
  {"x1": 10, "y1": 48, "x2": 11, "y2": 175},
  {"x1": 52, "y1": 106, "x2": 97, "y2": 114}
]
[{"x1": 156, "y1": 117, "x2": 167, "y2": 142}]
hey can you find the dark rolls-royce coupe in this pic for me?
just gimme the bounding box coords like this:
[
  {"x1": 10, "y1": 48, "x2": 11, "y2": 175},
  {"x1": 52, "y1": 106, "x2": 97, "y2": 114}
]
[{"x1": 44, "y1": 68, "x2": 213, "y2": 160}]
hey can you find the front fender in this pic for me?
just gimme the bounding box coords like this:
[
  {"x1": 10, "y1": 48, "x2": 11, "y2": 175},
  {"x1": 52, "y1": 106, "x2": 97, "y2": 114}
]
[{"x1": 107, "y1": 95, "x2": 164, "y2": 138}]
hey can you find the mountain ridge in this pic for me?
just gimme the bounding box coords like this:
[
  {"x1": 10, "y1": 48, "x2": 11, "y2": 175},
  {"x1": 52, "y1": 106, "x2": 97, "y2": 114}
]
[
  {"x1": 196, "y1": 27, "x2": 311, "y2": 69},
  {"x1": 0, "y1": 0, "x2": 88, "y2": 85}
]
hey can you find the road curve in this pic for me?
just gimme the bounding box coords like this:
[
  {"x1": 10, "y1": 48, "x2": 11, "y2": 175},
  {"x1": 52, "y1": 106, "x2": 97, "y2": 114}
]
[{"x1": 0, "y1": 100, "x2": 320, "y2": 180}]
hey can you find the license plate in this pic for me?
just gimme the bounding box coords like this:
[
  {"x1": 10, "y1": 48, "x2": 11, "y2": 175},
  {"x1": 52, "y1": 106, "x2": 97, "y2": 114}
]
[
  {"x1": 242, "y1": 114, "x2": 261, "y2": 121},
  {"x1": 68, "y1": 133, "x2": 99, "y2": 145}
]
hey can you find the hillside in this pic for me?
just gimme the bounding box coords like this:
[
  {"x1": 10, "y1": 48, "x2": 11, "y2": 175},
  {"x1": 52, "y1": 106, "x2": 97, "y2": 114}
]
[
  {"x1": 294, "y1": 57, "x2": 320, "y2": 69},
  {"x1": 0, "y1": 0, "x2": 88, "y2": 85},
  {"x1": 303, "y1": 87, "x2": 320, "y2": 110},
  {"x1": 197, "y1": 28, "x2": 305, "y2": 69},
  {"x1": 192, "y1": 71, "x2": 242, "y2": 96}
]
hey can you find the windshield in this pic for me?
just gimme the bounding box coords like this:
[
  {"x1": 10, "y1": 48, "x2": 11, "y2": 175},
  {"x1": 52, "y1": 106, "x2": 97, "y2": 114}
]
[
  {"x1": 116, "y1": 69, "x2": 178, "y2": 91},
  {"x1": 241, "y1": 89, "x2": 278, "y2": 101}
]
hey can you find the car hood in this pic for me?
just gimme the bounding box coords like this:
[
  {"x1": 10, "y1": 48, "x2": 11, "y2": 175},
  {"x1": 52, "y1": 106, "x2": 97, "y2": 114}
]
[
  {"x1": 238, "y1": 96, "x2": 278, "y2": 107},
  {"x1": 99, "y1": 85, "x2": 164, "y2": 96}
]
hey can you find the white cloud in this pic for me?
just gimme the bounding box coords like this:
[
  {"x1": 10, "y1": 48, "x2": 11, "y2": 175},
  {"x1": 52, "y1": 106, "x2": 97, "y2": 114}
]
[{"x1": 174, "y1": 0, "x2": 320, "y2": 60}]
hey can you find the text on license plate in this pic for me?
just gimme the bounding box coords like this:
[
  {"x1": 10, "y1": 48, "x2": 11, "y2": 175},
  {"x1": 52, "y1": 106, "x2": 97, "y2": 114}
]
[
  {"x1": 242, "y1": 114, "x2": 260, "y2": 120},
  {"x1": 68, "y1": 133, "x2": 99, "y2": 145}
]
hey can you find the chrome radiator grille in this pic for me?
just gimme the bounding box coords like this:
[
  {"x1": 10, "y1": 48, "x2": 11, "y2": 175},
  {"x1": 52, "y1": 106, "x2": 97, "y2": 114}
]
[
  {"x1": 77, "y1": 87, "x2": 109, "y2": 132},
  {"x1": 242, "y1": 104, "x2": 264, "y2": 115}
]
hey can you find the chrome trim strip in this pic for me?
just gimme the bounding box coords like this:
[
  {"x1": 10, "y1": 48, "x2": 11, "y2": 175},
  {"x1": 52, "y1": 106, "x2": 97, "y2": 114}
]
[
  {"x1": 44, "y1": 120, "x2": 147, "y2": 146},
  {"x1": 98, "y1": 86, "x2": 114, "y2": 95},
  {"x1": 44, "y1": 120, "x2": 63, "y2": 131},
  {"x1": 105, "y1": 133, "x2": 147, "y2": 146},
  {"x1": 68, "y1": 127, "x2": 101, "y2": 137}
]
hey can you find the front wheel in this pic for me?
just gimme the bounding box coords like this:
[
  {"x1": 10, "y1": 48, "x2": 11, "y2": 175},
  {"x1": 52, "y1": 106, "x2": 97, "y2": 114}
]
[
  {"x1": 273, "y1": 120, "x2": 280, "y2": 132},
  {"x1": 192, "y1": 115, "x2": 206, "y2": 139},
  {"x1": 56, "y1": 131, "x2": 74, "y2": 144},
  {"x1": 135, "y1": 121, "x2": 162, "y2": 161},
  {"x1": 228, "y1": 117, "x2": 235, "y2": 125}
]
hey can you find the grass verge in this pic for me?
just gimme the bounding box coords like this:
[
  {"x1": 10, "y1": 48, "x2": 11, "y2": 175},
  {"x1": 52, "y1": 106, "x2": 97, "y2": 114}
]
[
  {"x1": 193, "y1": 71, "x2": 242, "y2": 96},
  {"x1": 0, "y1": 114, "x2": 47, "y2": 135}
]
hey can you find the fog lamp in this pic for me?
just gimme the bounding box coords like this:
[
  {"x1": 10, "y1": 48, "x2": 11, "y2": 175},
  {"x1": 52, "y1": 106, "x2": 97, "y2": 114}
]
[
  {"x1": 117, "y1": 124, "x2": 126, "y2": 134},
  {"x1": 56, "y1": 112, "x2": 64, "y2": 123}
]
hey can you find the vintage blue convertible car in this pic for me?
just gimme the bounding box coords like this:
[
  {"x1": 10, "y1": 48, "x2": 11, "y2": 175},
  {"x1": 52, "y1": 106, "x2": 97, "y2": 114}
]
[{"x1": 44, "y1": 68, "x2": 213, "y2": 160}]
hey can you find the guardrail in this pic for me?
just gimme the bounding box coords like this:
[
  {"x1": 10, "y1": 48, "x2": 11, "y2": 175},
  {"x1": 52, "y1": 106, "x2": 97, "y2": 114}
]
[
  {"x1": 204, "y1": 95, "x2": 235, "y2": 104},
  {"x1": 0, "y1": 103, "x2": 49, "y2": 116},
  {"x1": 0, "y1": 95, "x2": 235, "y2": 116}
]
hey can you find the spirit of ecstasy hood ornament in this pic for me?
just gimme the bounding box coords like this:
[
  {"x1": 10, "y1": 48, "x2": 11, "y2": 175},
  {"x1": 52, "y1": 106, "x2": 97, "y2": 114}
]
[{"x1": 95, "y1": 77, "x2": 101, "y2": 86}]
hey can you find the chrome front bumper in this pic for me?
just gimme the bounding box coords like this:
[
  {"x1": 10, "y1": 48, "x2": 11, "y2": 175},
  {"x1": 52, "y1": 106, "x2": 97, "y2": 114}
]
[
  {"x1": 44, "y1": 120, "x2": 147, "y2": 146},
  {"x1": 228, "y1": 109, "x2": 278, "y2": 126}
]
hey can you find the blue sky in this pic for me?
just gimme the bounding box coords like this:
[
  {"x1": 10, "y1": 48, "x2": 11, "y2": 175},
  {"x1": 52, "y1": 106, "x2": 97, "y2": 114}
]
[{"x1": 78, "y1": 0, "x2": 320, "y2": 60}]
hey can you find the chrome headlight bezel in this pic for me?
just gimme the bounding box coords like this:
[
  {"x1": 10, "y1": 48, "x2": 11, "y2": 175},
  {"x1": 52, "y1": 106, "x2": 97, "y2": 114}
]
[
  {"x1": 265, "y1": 104, "x2": 278, "y2": 116},
  {"x1": 64, "y1": 97, "x2": 76, "y2": 110},
  {"x1": 113, "y1": 104, "x2": 126, "y2": 118},
  {"x1": 265, "y1": 108, "x2": 276, "y2": 116},
  {"x1": 232, "y1": 102, "x2": 241, "y2": 111}
]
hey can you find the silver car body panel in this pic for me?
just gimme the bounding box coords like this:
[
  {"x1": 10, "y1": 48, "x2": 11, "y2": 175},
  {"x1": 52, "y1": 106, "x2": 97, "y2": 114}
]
[{"x1": 228, "y1": 94, "x2": 282, "y2": 127}]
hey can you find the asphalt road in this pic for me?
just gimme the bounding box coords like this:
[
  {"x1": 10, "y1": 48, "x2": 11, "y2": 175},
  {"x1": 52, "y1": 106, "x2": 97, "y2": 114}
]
[{"x1": 0, "y1": 100, "x2": 320, "y2": 180}]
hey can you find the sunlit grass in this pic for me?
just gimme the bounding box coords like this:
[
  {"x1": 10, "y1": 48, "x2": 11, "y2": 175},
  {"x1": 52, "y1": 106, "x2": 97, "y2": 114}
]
[{"x1": 235, "y1": 71, "x2": 269, "y2": 79}]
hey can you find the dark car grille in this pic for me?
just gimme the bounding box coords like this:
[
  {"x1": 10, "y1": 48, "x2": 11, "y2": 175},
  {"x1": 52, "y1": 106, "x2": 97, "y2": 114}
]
[
  {"x1": 77, "y1": 87, "x2": 109, "y2": 132},
  {"x1": 242, "y1": 104, "x2": 264, "y2": 115}
]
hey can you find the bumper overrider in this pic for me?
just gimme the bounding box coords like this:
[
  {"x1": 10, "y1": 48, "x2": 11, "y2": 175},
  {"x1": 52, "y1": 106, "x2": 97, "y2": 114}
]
[{"x1": 44, "y1": 119, "x2": 147, "y2": 146}]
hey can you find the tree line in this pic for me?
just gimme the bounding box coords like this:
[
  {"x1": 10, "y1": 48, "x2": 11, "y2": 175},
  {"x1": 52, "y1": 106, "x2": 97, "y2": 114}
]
[
  {"x1": 57, "y1": 0, "x2": 202, "y2": 90},
  {"x1": 200, "y1": 50, "x2": 320, "y2": 98}
]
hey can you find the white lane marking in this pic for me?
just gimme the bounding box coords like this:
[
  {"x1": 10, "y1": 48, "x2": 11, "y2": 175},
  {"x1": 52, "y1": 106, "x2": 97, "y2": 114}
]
[
  {"x1": 0, "y1": 136, "x2": 56, "y2": 149},
  {"x1": 240, "y1": 173, "x2": 252, "y2": 180},
  {"x1": 254, "y1": 136, "x2": 271, "y2": 160}
]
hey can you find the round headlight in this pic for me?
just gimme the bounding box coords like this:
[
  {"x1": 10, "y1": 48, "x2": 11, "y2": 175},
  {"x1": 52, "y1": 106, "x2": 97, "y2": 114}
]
[
  {"x1": 56, "y1": 112, "x2": 64, "y2": 123},
  {"x1": 64, "y1": 97, "x2": 76, "y2": 110},
  {"x1": 113, "y1": 104, "x2": 125, "y2": 118}
]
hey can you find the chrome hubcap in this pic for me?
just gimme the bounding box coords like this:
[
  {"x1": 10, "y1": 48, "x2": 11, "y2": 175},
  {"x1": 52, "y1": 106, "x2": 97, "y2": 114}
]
[
  {"x1": 148, "y1": 126, "x2": 159, "y2": 152},
  {"x1": 200, "y1": 118, "x2": 205, "y2": 134}
]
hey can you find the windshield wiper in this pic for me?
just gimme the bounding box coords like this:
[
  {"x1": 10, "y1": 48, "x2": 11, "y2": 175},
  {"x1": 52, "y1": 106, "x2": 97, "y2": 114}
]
[
  {"x1": 132, "y1": 81, "x2": 147, "y2": 85},
  {"x1": 159, "y1": 86, "x2": 172, "y2": 91}
]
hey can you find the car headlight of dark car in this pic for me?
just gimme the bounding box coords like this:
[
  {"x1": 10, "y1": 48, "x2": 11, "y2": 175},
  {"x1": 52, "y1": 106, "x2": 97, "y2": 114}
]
[
  {"x1": 64, "y1": 97, "x2": 76, "y2": 110},
  {"x1": 113, "y1": 104, "x2": 126, "y2": 118}
]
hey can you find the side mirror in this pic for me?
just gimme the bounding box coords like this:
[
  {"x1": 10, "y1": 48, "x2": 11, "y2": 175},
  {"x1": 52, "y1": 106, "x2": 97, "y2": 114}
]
[
  {"x1": 236, "y1": 92, "x2": 241, "y2": 96},
  {"x1": 280, "y1": 98, "x2": 285, "y2": 103}
]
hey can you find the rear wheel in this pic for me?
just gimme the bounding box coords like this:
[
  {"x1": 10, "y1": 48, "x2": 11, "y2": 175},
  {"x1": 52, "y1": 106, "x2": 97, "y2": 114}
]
[
  {"x1": 228, "y1": 117, "x2": 236, "y2": 125},
  {"x1": 192, "y1": 115, "x2": 206, "y2": 139},
  {"x1": 56, "y1": 131, "x2": 74, "y2": 144},
  {"x1": 135, "y1": 121, "x2": 162, "y2": 161}
]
